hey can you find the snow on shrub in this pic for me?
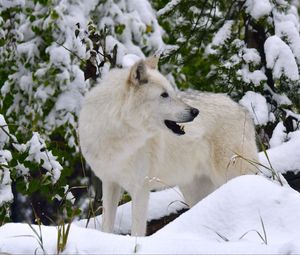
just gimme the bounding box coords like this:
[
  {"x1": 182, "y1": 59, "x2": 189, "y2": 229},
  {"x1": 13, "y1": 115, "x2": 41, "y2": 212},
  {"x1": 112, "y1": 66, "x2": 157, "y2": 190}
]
[
  {"x1": 0, "y1": 114, "x2": 68, "y2": 225},
  {"x1": 204, "y1": 1, "x2": 300, "y2": 148},
  {"x1": 211, "y1": 20, "x2": 234, "y2": 47},
  {"x1": 239, "y1": 91, "x2": 269, "y2": 125},
  {"x1": 245, "y1": 0, "x2": 272, "y2": 20},
  {"x1": 264, "y1": 35, "x2": 299, "y2": 81},
  {"x1": 0, "y1": 115, "x2": 13, "y2": 224},
  {"x1": 25, "y1": 132, "x2": 63, "y2": 184}
]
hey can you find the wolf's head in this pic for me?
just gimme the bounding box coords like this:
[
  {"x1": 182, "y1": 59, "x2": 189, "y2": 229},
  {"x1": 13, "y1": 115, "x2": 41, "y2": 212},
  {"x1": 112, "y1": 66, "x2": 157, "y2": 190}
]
[{"x1": 124, "y1": 57, "x2": 199, "y2": 135}]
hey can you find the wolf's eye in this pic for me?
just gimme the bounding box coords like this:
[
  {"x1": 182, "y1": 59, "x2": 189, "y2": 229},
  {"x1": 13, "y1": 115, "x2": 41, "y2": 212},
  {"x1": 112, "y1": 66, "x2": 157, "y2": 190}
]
[{"x1": 161, "y1": 92, "x2": 169, "y2": 98}]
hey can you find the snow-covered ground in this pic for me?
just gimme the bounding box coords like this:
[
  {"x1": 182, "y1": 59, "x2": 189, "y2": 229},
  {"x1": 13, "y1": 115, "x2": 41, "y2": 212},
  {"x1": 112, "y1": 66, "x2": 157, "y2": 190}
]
[
  {"x1": 1, "y1": 174, "x2": 300, "y2": 254},
  {"x1": 1, "y1": 129, "x2": 300, "y2": 254}
]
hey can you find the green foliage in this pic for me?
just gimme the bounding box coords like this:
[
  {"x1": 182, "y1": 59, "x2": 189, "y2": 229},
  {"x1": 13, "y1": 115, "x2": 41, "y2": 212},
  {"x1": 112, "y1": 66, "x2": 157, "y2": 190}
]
[
  {"x1": 0, "y1": 116, "x2": 78, "y2": 225},
  {"x1": 154, "y1": 0, "x2": 228, "y2": 89},
  {"x1": 0, "y1": 1, "x2": 85, "y2": 226},
  {"x1": 115, "y1": 23, "x2": 126, "y2": 35}
]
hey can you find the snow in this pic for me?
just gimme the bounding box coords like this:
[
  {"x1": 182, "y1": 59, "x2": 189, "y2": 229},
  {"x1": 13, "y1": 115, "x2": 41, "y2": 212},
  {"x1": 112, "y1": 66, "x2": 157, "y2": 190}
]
[
  {"x1": 55, "y1": 90, "x2": 83, "y2": 113},
  {"x1": 0, "y1": 160, "x2": 13, "y2": 206},
  {"x1": 269, "y1": 122, "x2": 286, "y2": 148},
  {"x1": 96, "y1": 0, "x2": 164, "y2": 66},
  {"x1": 34, "y1": 85, "x2": 55, "y2": 103},
  {"x1": 245, "y1": 0, "x2": 273, "y2": 20},
  {"x1": 275, "y1": 20, "x2": 300, "y2": 64},
  {"x1": 238, "y1": 66, "x2": 267, "y2": 86},
  {"x1": 273, "y1": 93, "x2": 292, "y2": 106},
  {"x1": 16, "y1": 163, "x2": 30, "y2": 176},
  {"x1": 0, "y1": 115, "x2": 13, "y2": 207},
  {"x1": 242, "y1": 48, "x2": 261, "y2": 65},
  {"x1": 0, "y1": 0, "x2": 25, "y2": 9},
  {"x1": 285, "y1": 109, "x2": 300, "y2": 121},
  {"x1": 25, "y1": 132, "x2": 63, "y2": 184},
  {"x1": 259, "y1": 130, "x2": 300, "y2": 174},
  {"x1": 128, "y1": 0, "x2": 155, "y2": 25},
  {"x1": 264, "y1": 35, "x2": 299, "y2": 81},
  {"x1": 211, "y1": 20, "x2": 234, "y2": 47},
  {"x1": 239, "y1": 91, "x2": 269, "y2": 125},
  {"x1": 273, "y1": 4, "x2": 300, "y2": 65},
  {"x1": 264, "y1": 84, "x2": 292, "y2": 106},
  {"x1": 0, "y1": 149, "x2": 11, "y2": 162},
  {"x1": 206, "y1": 20, "x2": 235, "y2": 54},
  {"x1": 122, "y1": 53, "x2": 142, "y2": 67},
  {"x1": 157, "y1": 0, "x2": 181, "y2": 16},
  {"x1": 0, "y1": 114, "x2": 9, "y2": 148},
  {"x1": 2, "y1": 175, "x2": 300, "y2": 254},
  {"x1": 16, "y1": 39, "x2": 40, "y2": 63},
  {"x1": 276, "y1": 0, "x2": 289, "y2": 5},
  {"x1": 19, "y1": 74, "x2": 33, "y2": 93},
  {"x1": 47, "y1": 46, "x2": 71, "y2": 67}
]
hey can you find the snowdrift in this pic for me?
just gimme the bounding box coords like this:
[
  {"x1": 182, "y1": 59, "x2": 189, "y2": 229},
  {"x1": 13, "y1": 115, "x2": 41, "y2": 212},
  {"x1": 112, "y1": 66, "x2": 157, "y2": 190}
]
[{"x1": 1, "y1": 175, "x2": 300, "y2": 254}]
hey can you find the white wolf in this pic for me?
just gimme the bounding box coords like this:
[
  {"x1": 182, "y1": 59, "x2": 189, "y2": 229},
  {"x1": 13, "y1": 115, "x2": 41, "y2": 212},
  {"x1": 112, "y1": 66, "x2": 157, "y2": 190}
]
[{"x1": 78, "y1": 57, "x2": 258, "y2": 236}]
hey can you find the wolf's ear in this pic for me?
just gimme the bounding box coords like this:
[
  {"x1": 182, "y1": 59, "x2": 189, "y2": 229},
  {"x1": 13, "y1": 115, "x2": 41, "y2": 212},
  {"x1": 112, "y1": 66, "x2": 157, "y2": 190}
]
[
  {"x1": 144, "y1": 56, "x2": 159, "y2": 69},
  {"x1": 129, "y1": 60, "x2": 148, "y2": 86}
]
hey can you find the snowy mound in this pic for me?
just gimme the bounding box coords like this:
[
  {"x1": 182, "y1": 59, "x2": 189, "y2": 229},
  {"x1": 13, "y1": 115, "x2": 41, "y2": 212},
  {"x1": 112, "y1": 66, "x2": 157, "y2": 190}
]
[{"x1": 1, "y1": 175, "x2": 300, "y2": 254}]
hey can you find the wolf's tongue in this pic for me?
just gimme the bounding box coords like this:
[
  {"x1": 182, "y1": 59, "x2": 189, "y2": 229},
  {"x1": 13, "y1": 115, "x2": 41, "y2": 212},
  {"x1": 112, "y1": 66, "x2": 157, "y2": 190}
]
[{"x1": 164, "y1": 120, "x2": 185, "y2": 135}]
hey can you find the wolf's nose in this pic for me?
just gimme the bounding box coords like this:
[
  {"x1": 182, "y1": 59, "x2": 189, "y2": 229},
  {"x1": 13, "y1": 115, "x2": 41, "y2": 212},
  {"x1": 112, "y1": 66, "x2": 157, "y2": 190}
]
[{"x1": 191, "y1": 108, "x2": 199, "y2": 118}]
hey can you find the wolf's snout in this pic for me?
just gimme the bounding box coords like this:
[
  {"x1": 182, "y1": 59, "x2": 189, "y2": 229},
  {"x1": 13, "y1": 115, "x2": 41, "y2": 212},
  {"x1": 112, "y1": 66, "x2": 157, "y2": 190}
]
[{"x1": 190, "y1": 108, "x2": 199, "y2": 118}]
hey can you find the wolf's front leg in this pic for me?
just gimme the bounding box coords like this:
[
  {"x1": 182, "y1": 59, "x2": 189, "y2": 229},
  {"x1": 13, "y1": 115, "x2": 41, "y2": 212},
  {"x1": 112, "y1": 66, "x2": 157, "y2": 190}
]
[
  {"x1": 102, "y1": 181, "x2": 123, "y2": 233},
  {"x1": 131, "y1": 187, "x2": 150, "y2": 236}
]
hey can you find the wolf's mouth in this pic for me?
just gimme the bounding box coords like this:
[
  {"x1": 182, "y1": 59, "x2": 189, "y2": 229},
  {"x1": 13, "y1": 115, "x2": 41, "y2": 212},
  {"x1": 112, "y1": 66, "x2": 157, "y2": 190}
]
[{"x1": 164, "y1": 120, "x2": 185, "y2": 135}]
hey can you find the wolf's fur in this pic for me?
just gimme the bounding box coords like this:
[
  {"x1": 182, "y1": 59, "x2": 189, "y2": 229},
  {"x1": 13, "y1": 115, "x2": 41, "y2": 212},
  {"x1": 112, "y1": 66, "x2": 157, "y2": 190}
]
[{"x1": 78, "y1": 58, "x2": 258, "y2": 236}]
